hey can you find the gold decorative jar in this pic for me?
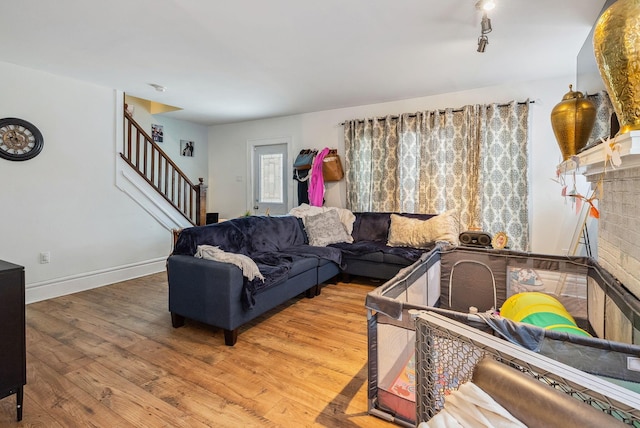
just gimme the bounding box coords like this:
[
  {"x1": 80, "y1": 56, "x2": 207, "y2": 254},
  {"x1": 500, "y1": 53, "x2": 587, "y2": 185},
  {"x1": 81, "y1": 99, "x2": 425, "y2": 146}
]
[
  {"x1": 593, "y1": 0, "x2": 640, "y2": 135},
  {"x1": 550, "y1": 85, "x2": 596, "y2": 160}
]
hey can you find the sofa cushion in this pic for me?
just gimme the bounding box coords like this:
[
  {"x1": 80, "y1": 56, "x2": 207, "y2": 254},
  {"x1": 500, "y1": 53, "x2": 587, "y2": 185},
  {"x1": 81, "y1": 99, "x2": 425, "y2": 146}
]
[
  {"x1": 287, "y1": 257, "x2": 318, "y2": 277},
  {"x1": 387, "y1": 209, "x2": 459, "y2": 248},
  {"x1": 344, "y1": 252, "x2": 384, "y2": 263},
  {"x1": 289, "y1": 203, "x2": 356, "y2": 238},
  {"x1": 351, "y1": 212, "x2": 436, "y2": 243},
  {"x1": 174, "y1": 216, "x2": 307, "y2": 257},
  {"x1": 331, "y1": 240, "x2": 427, "y2": 263},
  {"x1": 173, "y1": 220, "x2": 247, "y2": 256},
  {"x1": 382, "y1": 252, "x2": 417, "y2": 265},
  {"x1": 351, "y1": 212, "x2": 392, "y2": 242},
  {"x1": 244, "y1": 216, "x2": 307, "y2": 253},
  {"x1": 304, "y1": 210, "x2": 352, "y2": 247},
  {"x1": 317, "y1": 258, "x2": 336, "y2": 267}
]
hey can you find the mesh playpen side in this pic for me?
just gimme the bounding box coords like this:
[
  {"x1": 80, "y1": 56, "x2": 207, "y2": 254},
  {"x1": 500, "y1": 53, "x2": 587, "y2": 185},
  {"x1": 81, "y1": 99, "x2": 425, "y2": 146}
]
[
  {"x1": 365, "y1": 250, "x2": 442, "y2": 427},
  {"x1": 414, "y1": 311, "x2": 640, "y2": 426},
  {"x1": 366, "y1": 246, "x2": 640, "y2": 426}
]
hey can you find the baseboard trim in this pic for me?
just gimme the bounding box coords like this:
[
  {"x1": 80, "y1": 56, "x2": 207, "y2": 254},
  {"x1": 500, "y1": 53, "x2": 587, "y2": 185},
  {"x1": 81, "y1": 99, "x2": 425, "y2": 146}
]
[{"x1": 26, "y1": 257, "x2": 166, "y2": 304}]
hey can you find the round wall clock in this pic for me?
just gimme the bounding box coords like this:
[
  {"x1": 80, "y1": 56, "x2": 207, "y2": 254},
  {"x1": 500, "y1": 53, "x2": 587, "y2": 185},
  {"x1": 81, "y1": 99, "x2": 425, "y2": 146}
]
[{"x1": 0, "y1": 117, "x2": 44, "y2": 161}]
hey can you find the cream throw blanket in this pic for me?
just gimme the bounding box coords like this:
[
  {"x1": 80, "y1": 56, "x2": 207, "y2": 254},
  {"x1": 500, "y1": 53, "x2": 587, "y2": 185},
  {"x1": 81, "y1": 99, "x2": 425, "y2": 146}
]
[
  {"x1": 419, "y1": 382, "x2": 526, "y2": 428},
  {"x1": 194, "y1": 245, "x2": 264, "y2": 282},
  {"x1": 289, "y1": 203, "x2": 355, "y2": 241}
]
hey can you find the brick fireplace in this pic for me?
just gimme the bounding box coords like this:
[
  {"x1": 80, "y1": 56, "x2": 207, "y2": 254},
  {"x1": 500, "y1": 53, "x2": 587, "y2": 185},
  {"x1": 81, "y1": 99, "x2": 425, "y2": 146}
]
[{"x1": 578, "y1": 131, "x2": 640, "y2": 299}]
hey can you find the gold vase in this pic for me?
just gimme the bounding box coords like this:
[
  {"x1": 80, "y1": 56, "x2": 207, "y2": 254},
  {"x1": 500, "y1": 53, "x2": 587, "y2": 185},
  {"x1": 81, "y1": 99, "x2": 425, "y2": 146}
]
[
  {"x1": 593, "y1": 0, "x2": 640, "y2": 135},
  {"x1": 550, "y1": 85, "x2": 596, "y2": 160}
]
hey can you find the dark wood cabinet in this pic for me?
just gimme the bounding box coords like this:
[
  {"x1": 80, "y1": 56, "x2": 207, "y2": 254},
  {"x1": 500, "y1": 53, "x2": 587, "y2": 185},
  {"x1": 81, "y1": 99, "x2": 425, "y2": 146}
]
[{"x1": 0, "y1": 260, "x2": 26, "y2": 421}]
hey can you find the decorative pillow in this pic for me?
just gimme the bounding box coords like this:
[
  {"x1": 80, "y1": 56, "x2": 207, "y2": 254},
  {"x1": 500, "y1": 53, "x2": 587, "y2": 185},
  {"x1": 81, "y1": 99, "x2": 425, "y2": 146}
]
[
  {"x1": 304, "y1": 210, "x2": 353, "y2": 247},
  {"x1": 351, "y1": 212, "x2": 393, "y2": 242},
  {"x1": 351, "y1": 212, "x2": 436, "y2": 242},
  {"x1": 387, "y1": 209, "x2": 459, "y2": 248},
  {"x1": 289, "y1": 204, "x2": 355, "y2": 240}
]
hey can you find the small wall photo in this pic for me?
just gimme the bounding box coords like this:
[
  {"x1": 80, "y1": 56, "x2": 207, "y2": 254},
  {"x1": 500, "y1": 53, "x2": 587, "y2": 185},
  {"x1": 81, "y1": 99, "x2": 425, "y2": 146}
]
[
  {"x1": 152, "y1": 124, "x2": 163, "y2": 143},
  {"x1": 180, "y1": 140, "x2": 194, "y2": 157}
]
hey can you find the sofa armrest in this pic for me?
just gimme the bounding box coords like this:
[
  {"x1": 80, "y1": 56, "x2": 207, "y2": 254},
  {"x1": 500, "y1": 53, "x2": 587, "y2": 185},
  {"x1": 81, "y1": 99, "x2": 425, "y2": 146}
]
[{"x1": 167, "y1": 254, "x2": 244, "y2": 330}]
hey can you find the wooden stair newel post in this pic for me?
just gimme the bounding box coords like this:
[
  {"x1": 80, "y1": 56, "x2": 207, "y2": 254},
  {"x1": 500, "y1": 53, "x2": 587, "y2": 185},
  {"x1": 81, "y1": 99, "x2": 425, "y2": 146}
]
[{"x1": 195, "y1": 177, "x2": 207, "y2": 226}]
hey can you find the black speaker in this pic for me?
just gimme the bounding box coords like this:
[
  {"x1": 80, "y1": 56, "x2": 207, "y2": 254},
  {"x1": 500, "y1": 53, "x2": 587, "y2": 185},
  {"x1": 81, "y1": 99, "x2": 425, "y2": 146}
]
[
  {"x1": 206, "y1": 212, "x2": 219, "y2": 224},
  {"x1": 459, "y1": 231, "x2": 492, "y2": 247}
]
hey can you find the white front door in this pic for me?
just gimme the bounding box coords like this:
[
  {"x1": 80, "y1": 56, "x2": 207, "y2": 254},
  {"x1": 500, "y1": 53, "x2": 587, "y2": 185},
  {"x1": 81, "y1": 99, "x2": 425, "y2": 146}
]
[{"x1": 251, "y1": 141, "x2": 289, "y2": 215}]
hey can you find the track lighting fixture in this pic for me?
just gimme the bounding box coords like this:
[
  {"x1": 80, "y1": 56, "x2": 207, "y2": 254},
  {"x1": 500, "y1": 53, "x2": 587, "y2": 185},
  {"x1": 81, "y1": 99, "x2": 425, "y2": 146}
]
[
  {"x1": 477, "y1": 35, "x2": 489, "y2": 53},
  {"x1": 475, "y1": 0, "x2": 495, "y2": 11},
  {"x1": 475, "y1": 0, "x2": 494, "y2": 52},
  {"x1": 481, "y1": 12, "x2": 492, "y2": 34}
]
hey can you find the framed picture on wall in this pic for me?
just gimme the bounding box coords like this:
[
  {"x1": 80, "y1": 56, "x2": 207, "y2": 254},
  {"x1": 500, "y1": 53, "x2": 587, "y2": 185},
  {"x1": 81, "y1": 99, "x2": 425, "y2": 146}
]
[
  {"x1": 180, "y1": 140, "x2": 194, "y2": 157},
  {"x1": 151, "y1": 124, "x2": 164, "y2": 143}
]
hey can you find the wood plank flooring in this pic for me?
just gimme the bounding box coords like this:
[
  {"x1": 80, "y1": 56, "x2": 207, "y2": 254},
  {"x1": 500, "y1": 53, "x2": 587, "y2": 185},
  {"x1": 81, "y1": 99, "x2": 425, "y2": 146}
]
[{"x1": 0, "y1": 273, "x2": 395, "y2": 427}]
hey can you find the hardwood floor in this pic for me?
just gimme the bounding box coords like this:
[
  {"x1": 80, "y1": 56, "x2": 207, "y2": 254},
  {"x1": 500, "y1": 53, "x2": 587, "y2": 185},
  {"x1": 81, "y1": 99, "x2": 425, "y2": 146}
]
[{"x1": 0, "y1": 273, "x2": 395, "y2": 427}]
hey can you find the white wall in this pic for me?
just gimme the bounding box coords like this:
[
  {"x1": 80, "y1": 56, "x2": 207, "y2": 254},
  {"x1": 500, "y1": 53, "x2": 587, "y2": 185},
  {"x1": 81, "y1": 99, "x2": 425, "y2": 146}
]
[
  {"x1": 209, "y1": 76, "x2": 587, "y2": 255},
  {"x1": 0, "y1": 61, "x2": 191, "y2": 302}
]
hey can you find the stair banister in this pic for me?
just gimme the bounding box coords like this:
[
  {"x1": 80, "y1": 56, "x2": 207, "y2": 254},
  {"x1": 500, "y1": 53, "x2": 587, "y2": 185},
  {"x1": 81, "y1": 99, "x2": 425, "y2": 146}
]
[{"x1": 121, "y1": 109, "x2": 207, "y2": 226}]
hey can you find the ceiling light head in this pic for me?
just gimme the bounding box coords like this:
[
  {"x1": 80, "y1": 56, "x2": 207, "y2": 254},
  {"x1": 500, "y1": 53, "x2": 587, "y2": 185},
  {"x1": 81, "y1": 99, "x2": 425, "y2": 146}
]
[
  {"x1": 477, "y1": 35, "x2": 489, "y2": 53},
  {"x1": 481, "y1": 13, "x2": 492, "y2": 34},
  {"x1": 149, "y1": 83, "x2": 167, "y2": 92},
  {"x1": 475, "y1": 0, "x2": 495, "y2": 11}
]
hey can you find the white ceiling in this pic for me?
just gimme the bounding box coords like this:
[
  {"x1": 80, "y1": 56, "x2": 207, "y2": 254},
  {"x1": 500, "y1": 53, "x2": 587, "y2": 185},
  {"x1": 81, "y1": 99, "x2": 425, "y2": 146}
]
[{"x1": 1, "y1": 0, "x2": 606, "y2": 125}]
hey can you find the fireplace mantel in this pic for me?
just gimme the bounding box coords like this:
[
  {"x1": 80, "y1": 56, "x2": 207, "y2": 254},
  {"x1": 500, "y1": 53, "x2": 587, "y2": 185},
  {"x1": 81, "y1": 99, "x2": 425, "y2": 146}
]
[{"x1": 558, "y1": 131, "x2": 640, "y2": 177}]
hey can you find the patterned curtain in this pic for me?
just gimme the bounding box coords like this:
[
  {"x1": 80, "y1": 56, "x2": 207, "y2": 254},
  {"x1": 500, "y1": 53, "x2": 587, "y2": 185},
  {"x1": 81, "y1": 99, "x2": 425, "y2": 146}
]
[
  {"x1": 480, "y1": 102, "x2": 530, "y2": 251},
  {"x1": 344, "y1": 116, "x2": 400, "y2": 212},
  {"x1": 344, "y1": 101, "x2": 530, "y2": 250}
]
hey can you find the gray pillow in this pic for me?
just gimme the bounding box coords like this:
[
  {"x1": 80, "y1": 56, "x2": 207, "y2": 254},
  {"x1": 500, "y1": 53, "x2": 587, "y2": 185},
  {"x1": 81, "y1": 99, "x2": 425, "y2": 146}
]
[{"x1": 304, "y1": 210, "x2": 352, "y2": 247}]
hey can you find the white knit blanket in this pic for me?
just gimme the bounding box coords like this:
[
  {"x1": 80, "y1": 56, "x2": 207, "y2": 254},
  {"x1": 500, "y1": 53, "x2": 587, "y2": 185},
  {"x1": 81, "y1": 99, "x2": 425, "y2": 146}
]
[
  {"x1": 419, "y1": 382, "x2": 526, "y2": 428},
  {"x1": 194, "y1": 245, "x2": 264, "y2": 282},
  {"x1": 289, "y1": 203, "x2": 355, "y2": 241}
]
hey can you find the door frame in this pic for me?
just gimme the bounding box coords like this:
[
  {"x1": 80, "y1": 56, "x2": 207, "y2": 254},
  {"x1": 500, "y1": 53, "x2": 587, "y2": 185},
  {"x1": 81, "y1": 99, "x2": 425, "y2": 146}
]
[{"x1": 246, "y1": 136, "x2": 294, "y2": 215}]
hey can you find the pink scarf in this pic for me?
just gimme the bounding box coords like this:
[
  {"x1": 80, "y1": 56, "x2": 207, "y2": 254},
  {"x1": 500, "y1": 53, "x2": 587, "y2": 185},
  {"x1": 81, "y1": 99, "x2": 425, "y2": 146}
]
[{"x1": 308, "y1": 147, "x2": 330, "y2": 206}]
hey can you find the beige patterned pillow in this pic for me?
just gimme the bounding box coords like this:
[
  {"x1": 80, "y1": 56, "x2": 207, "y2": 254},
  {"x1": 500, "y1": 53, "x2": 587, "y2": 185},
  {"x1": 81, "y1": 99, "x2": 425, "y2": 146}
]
[
  {"x1": 387, "y1": 210, "x2": 459, "y2": 248},
  {"x1": 304, "y1": 210, "x2": 353, "y2": 247}
]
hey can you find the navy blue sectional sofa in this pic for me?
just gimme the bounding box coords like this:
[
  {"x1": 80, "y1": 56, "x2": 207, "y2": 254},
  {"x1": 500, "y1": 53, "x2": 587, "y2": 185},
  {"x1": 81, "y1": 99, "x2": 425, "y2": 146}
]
[{"x1": 167, "y1": 212, "x2": 435, "y2": 345}]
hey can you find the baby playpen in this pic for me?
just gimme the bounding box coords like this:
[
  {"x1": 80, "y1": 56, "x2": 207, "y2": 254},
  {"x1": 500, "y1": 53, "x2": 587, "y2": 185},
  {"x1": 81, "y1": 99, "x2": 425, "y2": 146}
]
[{"x1": 365, "y1": 246, "x2": 640, "y2": 426}]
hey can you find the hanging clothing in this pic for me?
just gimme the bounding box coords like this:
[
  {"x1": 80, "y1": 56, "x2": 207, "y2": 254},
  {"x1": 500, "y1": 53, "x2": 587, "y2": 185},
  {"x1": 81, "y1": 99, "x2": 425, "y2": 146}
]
[
  {"x1": 293, "y1": 168, "x2": 311, "y2": 205},
  {"x1": 308, "y1": 147, "x2": 330, "y2": 206},
  {"x1": 297, "y1": 178, "x2": 309, "y2": 205}
]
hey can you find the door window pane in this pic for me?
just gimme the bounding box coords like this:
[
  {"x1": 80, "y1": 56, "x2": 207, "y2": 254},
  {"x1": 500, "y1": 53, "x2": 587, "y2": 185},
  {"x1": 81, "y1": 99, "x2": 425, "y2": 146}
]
[{"x1": 260, "y1": 153, "x2": 283, "y2": 203}]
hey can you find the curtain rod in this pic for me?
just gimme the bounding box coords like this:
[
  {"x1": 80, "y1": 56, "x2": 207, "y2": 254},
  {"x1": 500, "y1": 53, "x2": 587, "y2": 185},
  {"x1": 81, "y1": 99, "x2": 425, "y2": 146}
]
[{"x1": 339, "y1": 100, "x2": 535, "y2": 126}]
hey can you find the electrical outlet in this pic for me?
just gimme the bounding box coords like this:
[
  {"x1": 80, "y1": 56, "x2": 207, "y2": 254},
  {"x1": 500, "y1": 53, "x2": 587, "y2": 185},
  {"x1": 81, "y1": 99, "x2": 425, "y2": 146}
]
[{"x1": 40, "y1": 251, "x2": 50, "y2": 264}]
